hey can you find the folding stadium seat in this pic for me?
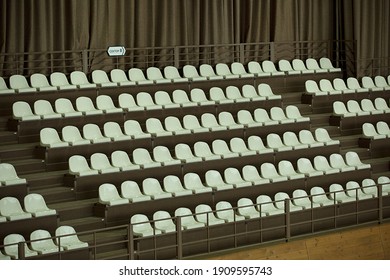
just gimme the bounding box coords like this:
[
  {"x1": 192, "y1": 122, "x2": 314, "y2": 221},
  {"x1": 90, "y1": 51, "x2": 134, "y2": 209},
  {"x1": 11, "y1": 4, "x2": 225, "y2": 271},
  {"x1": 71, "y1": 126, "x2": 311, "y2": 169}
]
[
  {"x1": 164, "y1": 116, "x2": 192, "y2": 135},
  {"x1": 98, "y1": 183, "x2": 128, "y2": 206},
  {"x1": 172, "y1": 89, "x2": 198, "y2": 107},
  {"x1": 111, "y1": 150, "x2": 140, "y2": 171},
  {"x1": 153, "y1": 145, "x2": 181, "y2": 166},
  {"x1": 274, "y1": 192, "x2": 304, "y2": 212},
  {"x1": 174, "y1": 143, "x2": 202, "y2": 163},
  {"x1": 319, "y1": 79, "x2": 342, "y2": 95},
  {"x1": 346, "y1": 77, "x2": 367, "y2": 93},
  {"x1": 231, "y1": 62, "x2": 255, "y2": 78},
  {"x1": 278, "y1": 59, "x2": 301, "y2": 75},
  {"x1": 345, "y1": 181, "x2": 373, "y2": 200},
  {"x1": 254, "y1": 108, "x2": 279, "y2": 125},
  {"x1": 146, "y1": 67, "x2": 171, "y2": 84},
  {"x1": 118, "y1": 93, "x2": 144, "y2": 112},
  {"x1": 90, "y1": 153, "x2": 120, "y2": 174},
  {"x1": 50, "y1": 72, "x2": 78, "y2": 90},
  {"x1": 124, "y1": 120, "x2": 152, "y2": 139},
  {"x1": 333, "y1": 78, "x2": 355, "y2": 94},
  {"x1": 237, "y1": 198, "x2": 263, "y2": 219},
  {"x1": 319, "y1": 58, "x2": 342, "y2": 72},
  {"x1": 298, "y1": 129, "x2": 324, "y2": 148},
  {"x1": 306, "y1": 58, "x2": 328, "y2": 73},
  {"x1": 247, "y1": 135, "x2": 274, "y2": 154},
  {"x1": 229, "y1": 137, "x2": 257, "y2": 156},
  {"x1": 131, "y1": 214, "x2": 162, "y2": 237},
  {"x1": 374, "y1": 98, "x2": 390, "y2": 113},
  {"x1": 163, "y1": 175, "x2": 192, "y2": 197},
  {"x1": 361, "y1": 98, "x2": 383, "y2": 115},
  {"x1": 241, "y1": 84, "x2": 265, "y2": 101},
  {"x1": 190, "y1": 88, "x2": 215, "y2": 106},
  {"x1": 0, "y1": 163, "x2": 27, "y2": 186},
  {"x1": 376, "y1": 121, "x2": 390, "y2": 137},
  {"x1": 68, "y1": 155, "x2": 99, "y2": 176},
  {"x1": 183, "y1": 172, "x2": 213, "y2": 194},
  {"x1": 55, "y1": 225, "x2": 89, "y2": 250},
  {"x1": 205, "y1": 169, "x2": 234, "y2": 191},
  {"x1": 62, "y1": 126, "x2": 91, "y2": 146},
  {"x1": 30, "y1": 73, "x2": 57, "y2": 91},
  {"x1": 121, "y1": 180, "x2": 151, "y2": 202},
  {"x1": 361, "y1": 76, "x2": 382, "y2": 92},
  {"x1": 4, "y1": 234, "x2": 38, "y2": 259},
  {"x1": 146, "y1": 117, "x2": 173, "y2": 137},
  {"x1": 96, "y1": 95, "x2": 123, "y2": 113},
  {"x1": 247, "y1": 61, "x2": 271, "y2": 77},
  {"x1": 12, "y1": 101, "x2": 40, "y2": 121},
  {"x1": 194, "y1": 141, "x2": 221, "y2": 161},
  {"x1": 333, "y1": 101, "x2": 354, "y2": 117},
  {"x1": 225, "y1": 85, "x2": 251, "y2": 103},
  {"x1": 142, "y1": 178, "x2": 172, "y2": 199},
  {"x1": 136, "y1": 92, "x2": 163, "y2": 110},
  {"x1": 258, "y1": 83, "x2": 281, "y2": 100},
  {"x1": 132, "y1": 148, "x2": 161, "y2": 168},
  {"x1": 0, "y1": 76, "x2": 15, "y2": 94},
  {"x1": 182, "y1": 65, "x2": 208, "y2": 81},
  {"x1": 83, "y1": 123, "x2": 111, "y2": 143},
  {"x1": 283, "y1": 131, "x2": 309, "y2": 150},
  {"x1": 292, "y1": 59, "x2": 314, "y2": 74},
  {"x1": 344, "y1": 151, "x2": 371, "y2": 170},
  {"x1": 24, "y1": 193, "x2": 57, "y2": 217},
  {"x1": 92, "y1": 70, "x2": 117, "y2": 87},
  {"x1": 361, "y1": 178, "x2": 378, "y2": 198},
  {"x1": 0, "y1": 196, "x2": 32, "y2": 221},
  {"x1": 374, "y1": 75, "x2": 390, "y2": 90},
  {"x1": 34, "y1": 100, "x2": 62, "y2": 119},
  {"x1": 164, "y1": 66, "x2": 189, "y2": 83},
  {"x1": 30, "y1": 229, "x2": 64, "y2": 254},
  {"x1": 266, "y1": 133, "x2": 292, "y2": 152},
  {"x1": 313, "y1": 155, "x2": 340, "y2": 174},
  {"x1": 195, "y1": 204, "x2": 225, "y2": 226},
  {"x1": 153, "y1": 211, "x2": 176, "y2": 233},
  {"x1": 55, "y1": 98, "x2": 83, "y2": 117},
  {"x1": 378, "y1": 176, "x2": 390, "y2": 196},
  {"x1": 224, "y1": 167, "x2": 252, "y2": 188},
  {"x1": 278, "y1": 160, "x2": 305, "y2": 180},
  {"x1": 237, "y1": 110, "x2": 263, "y2": 127},
  {"x1": 70, "y1": 71, "x2": 97, "y2": 89},
  {"x1": 103, "y1": 122, "x2": 132, "y2": 142},
  {"x1": 199, "y1": 64, "x2": 223, "y2": 80},
  {"x1": 128, "y1": 68, "x2": 154, "y2": 85},
  {"x1": 305, "y1": 80, "x2": 327, "y2": 96},
  {"x1": 256, "y1": 195, "x2": 285, "y2": 216},
  {"x1": 261, "y1": 162, "x2": 289, "y2": 182},
  {"x1": 242, "y1": 165, "x2": 270, "y2": 185},
  {"x1": 262, "y1": 60, "x2": 284, "y2": 76},
  {"x1": 110, "y1": 69, "x2": 136, "y2": 86},
  {"x1": 362, "y1": 123, "x2": 386, "y2": 139},
  {"x1": 270, "y1": 107, "x2": 295, "y2": 124},
  {"x1": 212, "y1": 139, "x2": 239, "y2": 158},
  {"x1": 292, "y1": 189, "x2": 320, "y2": 209},
  {"x1": 215, "y1": 63, "x2": 239, "y2": 79},
  {"x1": 76, "y1": 96, "x2": 103, "y2": 115},
  {"x1": 40, "y1": 127, "x2": 69, "y2": 148},
  {"x1": 175, "y1": 207, "x2": 205, "y2": 230},
  {"x1": 154, "y1": 90, "x2": 180, "y2": 109},
  {"x1": 297, "y1": 157, "x2": 324, "y2": 177},
  {"x1": 329, "y1": 153, "x2": 355, "y2": 172},
  {"x1": 314, "y1": 128, "x2": 340, "y2": 146},
  {"x1": 215, "y1": 201, "x2": 245, "y2": 223},
  {"x1": 9, "y1": 74, "x2": 37, "y2": 93},
  {"x1": 310, "y1": 186, "x2": 334, "y2": 206},
  {"x1": 286, "y1": 105, "x2": 310, "y2": 122},
  {"x1": 209, "y1": 87, "x2": 234, "y2": 104},
  {"x1": 183, "y1": 115, "x2": 209, "y2": 133}
]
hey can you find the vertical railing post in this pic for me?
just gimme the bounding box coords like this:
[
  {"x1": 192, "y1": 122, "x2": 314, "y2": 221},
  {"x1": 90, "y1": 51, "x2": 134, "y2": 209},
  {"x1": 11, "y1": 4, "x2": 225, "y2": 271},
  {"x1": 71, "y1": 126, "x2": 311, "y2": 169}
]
[
  {"x1": 378, "y1": 184, "x2": 383, "y2": 224},
  {"x1": 270, "y1": 42, "x2": 275, "y2": 61},
  {"x1": 128, "y1": 224, "x2": 135, "y2": 260},
  {"x1": 18, "y1": 242, "x2": 25, "y2": 260},
  {"x1": 239, "y1": 44, "x2": 245, "y2": 64},
  {"x1": 176, "y1": 217, "x2": 182, "y2": 259},
  {"x1": 174, "y1": 46, "x2": 180, "y2": 69},
  {"x1": 82, "y1": 49, "x2": 89, "y2": 74},
  {"x1": 285, "y1": 199, "x2": 291, "y2": 241}
]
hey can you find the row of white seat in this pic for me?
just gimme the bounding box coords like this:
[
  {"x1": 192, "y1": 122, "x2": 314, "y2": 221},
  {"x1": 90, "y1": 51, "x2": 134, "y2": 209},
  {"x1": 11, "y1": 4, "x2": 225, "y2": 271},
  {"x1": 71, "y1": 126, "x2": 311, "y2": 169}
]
[
  {"x1": 362, "y1": 121, "x2": 390, "y2": 139},
  {"x1": 305, "y1": 76, "x2": 390, "y2": 96},
  {"x1": 12, "y1": 84, "x2": 281, "y2": 121},
  {"x1": 128, "y1": 176, "x2": 389, "y2": 237},
  {"x1": 0, "y1": 57, "x2": 340, "y2": 94},
  {"x1": 333, "y1": 98, "x2": 390, "y2": 117},
  {"x1": 0, "y1": 226, "x2": 88, "y2": 260},
  {"x1": 0, "y1": 163, "x2": 26, "y2": 186},
  {"x1": 0, "y1": 194, "x2": 56, "y2": 223}
]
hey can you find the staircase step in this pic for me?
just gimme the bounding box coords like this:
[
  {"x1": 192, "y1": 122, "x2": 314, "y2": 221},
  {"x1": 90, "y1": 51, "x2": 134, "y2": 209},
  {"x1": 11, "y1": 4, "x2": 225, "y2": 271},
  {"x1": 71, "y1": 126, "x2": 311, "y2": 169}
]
[
  {"x1": 0, "y1": 142, "x2": 41, "y2": 161},
  {"x1": 50, "y1": 198, "x2": 98, "y2": 221},
  {"x1": 5, "y1": 158, "x2": 46, "y2": 175},
  {"x1": 0, "y1": 131, "x2": 18, "y2": 143},
  {"x1": 32, "y1": 185, "x2": 76, "y2": 204},
  {"x1": 58, "y1": 216, "x2": 105, "y2": 233},
  {"x1": 24, "y1": 170, "x2": 69, "y2": 189}
]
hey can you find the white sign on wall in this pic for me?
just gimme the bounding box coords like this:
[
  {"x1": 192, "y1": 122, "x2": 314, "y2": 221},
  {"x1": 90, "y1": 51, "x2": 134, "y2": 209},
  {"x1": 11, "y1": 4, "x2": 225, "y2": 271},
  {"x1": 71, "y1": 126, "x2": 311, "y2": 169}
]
[{"x1": 107, "y1": 46, "x2": 126, "y2": 56}]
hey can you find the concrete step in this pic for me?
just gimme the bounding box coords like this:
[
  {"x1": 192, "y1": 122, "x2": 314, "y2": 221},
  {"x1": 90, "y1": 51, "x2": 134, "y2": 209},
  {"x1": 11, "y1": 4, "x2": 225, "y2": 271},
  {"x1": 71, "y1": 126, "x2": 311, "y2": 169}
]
[
  {"x1": 49, "y1": 198, "x2": 98, "y2": 222},
  {"x1": 0, "y1": 142, "x2": 41, "y2": 161},
  {"x1": 32, "y1": 185, "x2": 76, "y2": 204},
  {"x1": 24, "y1": 170, "x2": 69, "y2": 189}
]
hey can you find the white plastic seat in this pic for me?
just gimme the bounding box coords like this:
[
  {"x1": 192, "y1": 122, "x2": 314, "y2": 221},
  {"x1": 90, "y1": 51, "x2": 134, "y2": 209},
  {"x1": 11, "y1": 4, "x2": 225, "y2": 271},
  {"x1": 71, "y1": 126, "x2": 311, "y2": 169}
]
[
  {"x1": 329, "y1": 153, "x2": 356, "y2": 172},
  {"x1": 70, "y1": 71, "x2": 96, "y2": 88},
  {"x1": 194, "y1": 141, "x2": 221, "y2": 160},
  {"x1": 9, "y1": 74, "x2": 37, "y2": 93},
  {"x1": 298, "y1": 129, "x2": 324, "y2": 148},
  {"x1": 297, "y1": 157, "x2": 324, "y2": 177},
  {"x1": 199, "y1": 64, "x2": 223, "y2": 80},
  {"x1": 0, "y1": 196, "x2": 32, "y2": 221},
  {"x1": 346, "y1": 100, "x2": 369, "y2": 116},
  {"x1": 68, "y1": 155, "x2": 99, "y2": 176},
  {"x1": 83, "y1": 123, "x2": 111, "y2": 143},
  {"x1": 261, "y1": 162, "x2": 288, "y2": 182},
  {"x1": 55, "y1": 225, "x2": 88, "y2": 250},
  {"x1": 0, "y1": 163, "x2": 27, "y2": 186},
  {"x1": 286, "y1": 105, "x2": 310, "y2": 122},
  {"x1": 224, "y1": 167, "x2": 252, "y2": 188},
  {"x1": 374, "y1": 98, "x2": 390, "y2": 114},
  {"x1": 190, "y1": 88, "x2": 215, "y2": 106},
  {"x1": 55, "y1": 98, "x2": 83, "y2": 117},
  {"x1": 262, "y1": 60, "x2": 284, "y2": 76},
  {"x1": 247, "y1": 61, "x2": 271, "y2": 77},
  {"x1": 205, "y1": 169, "x2": 234, "y2": 191},
  {"x1": 91, "y1": 153, "x2": 120, "y2": 174},
  {"x1": 146, "y1": 67, "x2": 171, "y2": 84},
  {"x1": 215, "y1": 63, "x2": 239, "y2": 79},
  {"x1": 142, "y1": 178, "x2": 172, "y2": 199},
  {"x1": 92, "y1": 70, "x2": 117, "y2": 87},
  {"x1": 310, "y1": 186, "x2": 334, "y2": 206},
  {"x1": 215, "y1": 201, "x2": 245, "y2": 222},
  {"x1": 242, "y1": 165, "x2": 270, "y2": 185},
  {"x1": 96, "y1": 95, "x2": 123, "y2": 114},
  {"x1": 283, "y1": 131, "x2": 309, "y2": 150},
  {"x1": 256, "y1": 195, "x2": 285, "y2": 216},
  {"x1": 212, "y1": 139, "x2": 239, "y2": 159},
  {"x1": 345, "y1": 151, "x2": 371, "y2": 170},
  {"x1": 258, "y1": 83, "x2": 281, "y2": 100},
  {"x1": 62, "y1": 126, "x2": 91, "y2": 146},
  {"x1": 128, "y1": 68, "x2": 153, "y2": 85},
  {"x1": 132, "y1": 148, "x2": 161, "y2": 168},
  {"x1": 319, "y1": 58, "x2": 342, "y2": 72},
  {"x1": 175, "y1": 207, "x2": 205, "y2": 230},
  {"x1": 183, "y1": 65, "x2": 207, "y2": 81},
  {"x1": 174, "y1": 143, "x2": 202, "y2": 163},
  {"x1": 266, "y1": 133, "x2": 292, "y2": 152},
  {"x1": 103, "y1": 122, "x2": 132, "y2": 142},
  {"x1": 274, "y1": 192, "x2": 304, "y2": 212},
  {"x1": 183, "y1": 172, "x2": 212, "y2": 194},
  {"x1": 378, "y1": 176, "x2": 390, "y2": 196},
  {"x1": 30, "y1": 73, "x2": 57, "y2": 91},
  {"x1": 305, "y1": 80, "x2": 327, "y2": 96},
  {"x1": 362, "y1": 123, "x2": 386, "y2": 139},
  {"x1": 237, "y1": 198, "x2": 263, "y2": 219},
  {"x1": 0, "y1": 76, "x2": 15, "y2": 94},
  {"x1": 270, "y1": 107, "x2": 295, "y2": 124},
  {"x1": 345, "y1": 181, "x2": 373, "y2": 200},
  {"x1": 374, "y1": 75, "x2": 390, "y2": 90},
  {"x1": 34, "y1": 100, "x2": 62, "y2": 119},
  {"x1": 24, "y1": 193, "x2": 56, "y2": 217},
  {"x1": 376, "y1": 121, "x2": 390, "y2": 137},
  {"x1": 362, "y1": 76, "x2": 382, "y2": 92},
  {"x1": 165, "y1": 116, "x2": 191, "y2": 135},
  {"x1": 292, "y1": 59, "x2": 314, "y2": 74},
  {"x1": 314, "y1": 128, "x2": 340, "y2": 146},
  {"x1": 361, "y1": 98, "x2": 383, "y2": 115},
  {"x1": 155, "y1": 91, "x2": 180, "y2": 109},
  {"x1": 30, "y1": 229, "x2": 64, "y2": 254},
  {"x1": 229, "y1": 137, "x2": 257, "y2": 156},
  {"x1": 131, "y1": 214, "x2": 161, "y2": 237},
  {"x1": 278, "y1": 160, "x2": 305, "y2": 180},
  {"x1": 247, "y1": 135, "x2": 274, "y2": 154},
  {"x1": 346, "y1": 77, "x2": 367, "y2": 93},
  {"x1": 145, "y1": 118, "x2": 172, "y2": 137},
  {"x1": 183, "y1": 115, "x2": 209, "y2": 133},
  {"x1": 124, "y1": 120, "x2": 152, "y2": 139},
  {"x1": 153, "y1": 211, "x2": 176, "y2": 233},
  {"x1": 76, "y1": 96, "x2": 103, "y2": 116},
  {"x1": 292, "y1": 189, "x2": 320, "y2": 209},
  {"x1": 313, "y1": 155, "x2": 340, "y2": 174},
  {"x1": 237, "y1": 110, "x2": 263, "y2": 127},
  {"x1": 50, "y1": 72, "x2": 77, "y2": 90},
  {"x1": 4, "y1": 234, "x2": 38, "y2": 259},
  {"x1": 121, "y1": 180, "x2": 151, "y2": 202},
  {"x1": 153, "y1": 145, "x2": 181, "y2": 166},
  {"x1": 333, "y1": 101, "x2": 354, "y2": 117},
  {"x1": 231, "y1": 62, "x2": 255, "y2": 78},
  {"x1": 111, "y1": 150, "x2": 140, "y2": 171},
  {"x1": 241, "y1": 84, "x2": 265, "y2": 101},
  {"x1": 209, "y1": 87, "x2": 234, "y2": 104},
  {"x1": 172, "y1": 89, "x2": 198, "y2": 107},
  {"x1": 225, "y1": 85, "x2": 251, "y2": 103},
  {"x1": 306, "y1": 58, "x2": 328, "y2": 73},
  {"x1": 319, "y1": 79, "x2": 342, "y2": 95},
  {"x1": 98, "y1": 183, "x2": 128, "y2": 206},
  {"x1": 164, "y1": 66, "x2": 188, "y2": 83},
  {"x1": 40, "y1": 127, "x2": 68, "y2": 148},
  {"x1": 136, "y1": 92, "x2": 163, "y2": 110},
  {"x1": 278, "y1": 59, "x2": 300, "y2": 75},
  {"x1": 195, "y1": 204, "x2": 225, "y2": 226},
  {"x1": 254, "y1": 108, "x2": 279, "y2": 125},
  {"x1": 118, "y1": 93, "x2": 144, "y2": 112},
  {"x1": 333, "y1": 78, "x2": 355, "y2": 94},
  {"x1": 163, "y1": 175, "x2": 192, "y2": 197},
  {"x1": 361, "y1": 178, "x2": 378, "y2": 198},
  {"x1": 110, "y1": 69, "x2": 136, "y2": 86}
]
